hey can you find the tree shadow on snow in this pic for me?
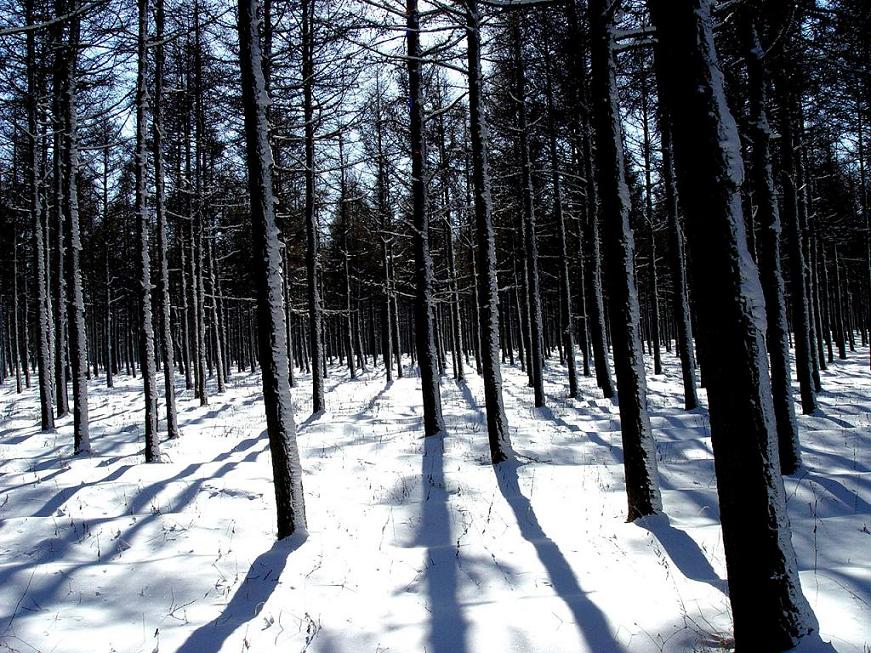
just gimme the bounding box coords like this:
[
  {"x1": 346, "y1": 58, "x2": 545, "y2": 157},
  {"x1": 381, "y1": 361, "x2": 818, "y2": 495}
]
[
  {"x1": 494, "y1": 460, "x2": 625, "y2": 652},
  {"x1": 175, "y1": 536, "x2": 304, "y2": 653},
  {"x1": 536, "y1": 404, "x2": 625, "y2": 465},
  {"x1": 415, "y1": 433, "x2": 469, "y2": 653},
  {"x1": 635, "y1": 515, "x2": 727, "y2": 592}
]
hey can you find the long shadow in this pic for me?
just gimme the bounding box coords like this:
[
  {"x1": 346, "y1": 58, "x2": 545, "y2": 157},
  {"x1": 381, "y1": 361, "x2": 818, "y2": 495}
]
[
  {"x1": 495, "y1": 460, "x2": 624, "y2": 652},
  {"x1": 455, "y1": 381, "x2": 484, "y2": 423},
  {"x1": 414, "y1": 434, "x2": 469, "y2": 653},
  {"x1": 798, "y1": 471, "x2": 871, "y2": 513},
  {"x1": 636, "y1": 515, "x2": 727, "y2": 592},
  {"x1": 537, "y1": 404, "x2": 625, "y2": 464},
  {"x1": 3, "y1": 429, "x2": 52, "y2": 445},
  {"x1": 0, "y1": 466, "x2": 69, "y2": 497},
  {"x1": 298, "y1": 410, "x2": 326, "y2": 432},
  {"x1": 0, "y1": 448, "x2": 268, "y2": 630},
  {"x1": 212, "y1": 435, "x2": 263, "y2": 463},
  {"x1": 808, "y1": 410, "x2": 856, "y2": 430},
  {"x1": 175, "y1": 536, "x2": 305, "y2": 653},
  {"x1": 364, "y1": 379, "x2": 394, "y2": 414},
  {"x1": 34, "y1": 464, "x2": 134, "y2": 517}
]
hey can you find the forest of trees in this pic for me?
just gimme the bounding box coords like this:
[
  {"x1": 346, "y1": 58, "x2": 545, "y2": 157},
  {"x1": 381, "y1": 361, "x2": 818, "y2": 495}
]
[{"x1": 0, "y1": 0, "x2": 868, "y2": 650}]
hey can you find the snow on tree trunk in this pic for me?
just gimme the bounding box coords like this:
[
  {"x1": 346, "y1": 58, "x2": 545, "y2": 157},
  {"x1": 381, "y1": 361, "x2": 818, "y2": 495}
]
[
  {"x1": 465, "y1": 0, "x2": 513, "y2": 463},
  {"x1": 774, "y1": 80, "x2": 818, "y2": 414},
  {"x1": 651, "y1": 65, "x2": 698, "y2": 410},
  {"x1": 566, "y1": 2, "x2": 614, "y2": 399},
  {"x1": 512, "y1": 18, "x2": 546, "y2": 408},
  {"x1": 27, "y1": 0, "x2": 54, "y2": 431},
  {"x1": 543, "y1": 32, "x2": 578, "y2": 399},
  {"x1": 60, "y1": 6, "x2": 89, "y2": 454},
  {"x1": 237, "y1": 0, "x2": 307, "y2": 539},
  {"x1": 302, "y1": 0, "x2": 325, "y2": 414},
  {"x1": 136, "y1": 0, "x2": 159, "y2": 463},
  {"x1": 154, "y1": 0, "x2": 177, "y2": 439},
  {"x1": 588, "y1": 0, "x2": 661, "y2": 521},
  {"x1": 407, "y1": 0, "x2": 444, "y2": 436},
  {"x1": 649, "y1": 0, "x2": 818, "y2": 648},
  {"x1": 743, "y1": 13, "x2": 801, "y2": 474}
]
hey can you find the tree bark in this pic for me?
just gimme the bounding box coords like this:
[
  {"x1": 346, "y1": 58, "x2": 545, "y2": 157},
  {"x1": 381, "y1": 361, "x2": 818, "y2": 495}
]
[
  {"x1": 407, "y1": 0, "x2": 444, "y2": 435},
  {"x1": 26, "y1": 0, "x2": 55, "y2": 430},
  {"x1": 512, "y1": 18, "x2": 545, "y2": 408},
  {"x1": 743, "y1": 13, "x2": 801, "y2": 474},
  {"x1": 60, "y1": 3, "x2": 89, "y2": 454},
  {"x1": 302, "y1": 0, "x2": 325, "y2": 413},
  {"x1": 153, "y1": 0, "x2": 179, "y2": 439},
  {"x1": 238, "y1": 0, "x2": 307, "y2": 539},
  {"x1": 136, "y1": 0, "x2": 160, "y2": 462},
  {"x1": 588, "y1": 0, "x2": 661, "y2": 521},
  {"x1": 465, "y1": 0, "x2": 513, "y2": 463},
  {"x1": 649, "y1": 1, "x2": 817, "y2": 648}
]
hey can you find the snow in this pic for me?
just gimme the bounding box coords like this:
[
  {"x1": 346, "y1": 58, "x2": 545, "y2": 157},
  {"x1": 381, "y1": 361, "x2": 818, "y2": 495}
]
[{"x1": 1, "y1": 349, "x2": 868, "y2": 652}]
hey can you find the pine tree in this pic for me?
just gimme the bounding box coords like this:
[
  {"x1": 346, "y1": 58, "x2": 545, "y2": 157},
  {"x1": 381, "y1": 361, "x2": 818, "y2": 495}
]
[
  {"x1": 237, "y1": 0, "x2": 307, "y2": 539},
  {"x1": 649, "y1": 0, "x2": 818, "y2": 647},
  {"x1": 588, "y1": 0, "x2": 661, "y2": 521}
]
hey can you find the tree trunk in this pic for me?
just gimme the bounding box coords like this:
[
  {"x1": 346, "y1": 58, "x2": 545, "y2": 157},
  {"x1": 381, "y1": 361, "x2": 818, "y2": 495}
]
[
  {"x1": 650, "y1": 1, "x2": 818, "y2": 648},
  {"x1": 465, "y1": 0, "x2": 512, "y2": 463},
  {"x1": 652, "y1": 68, "x2": 698, "y2": 409},
  {"x1": 193, "y1": 0, "x2": 208, "y2": 407},
  {"x1": 136, "y1": 0, "x2": 159, "y2": 462},
  {"x1": 154, "y1": 0, "x2": 179, "y2": 439},
  {"x1": 567, "y1": 1, "x2": 614, "y2": 398},
  {"x1": 407, "y1": 0, "x2": 444, "y2": 435},
  {"x1": 60, "y1": 5, "x2": 89, "y2": 454},
  {"x1": 52, "y1": 5, "x2": 69, "y2": 418},
  {"x1": 743, "y1": 14, "x2": 801, "y2": 474},
  {"x1": 512, "y1": 18, "x2": 545, "y2": 408},
  {"x1": 588, "y1": 0, "x2": 661, "y2": 521},
  {"x1": 772, "y1": 65, "x2": 817, "y2": 413},
  {"x1": 832, "y1": 245, "x2": 847, "y2": 359},
  {"x1": 302, "y1": 0, "x2": 325, "y2": 413},
  {"x1": 238, "y1": 0, "x2": 307, "y2": 539},
  {"x1": 639, "y1": 62, "x2": 662, "y2": 376},
  {"x1": 27, "y1": 0, "x2": 55, "y2": 429},
  {"x1": 543, "y1": 34, "x2": 577, "y2": 398}
]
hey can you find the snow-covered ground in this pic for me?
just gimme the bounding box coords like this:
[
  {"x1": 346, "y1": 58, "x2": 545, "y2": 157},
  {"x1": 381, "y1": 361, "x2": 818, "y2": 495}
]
[{"x1": 0, "y1": 348, "x2": 868, "y2": 652}]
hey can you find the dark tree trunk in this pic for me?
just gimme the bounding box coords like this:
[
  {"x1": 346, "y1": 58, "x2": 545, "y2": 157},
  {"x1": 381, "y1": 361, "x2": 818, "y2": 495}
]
[
  {"x1": 639, "y1": 64, "x2": 662, "y2": 377},
  {"x1": 770, "y1": 49, "x2": 817, "y2": 413},
  {"x1": 465, "y1": 0, "x2": 513, "y2": 463},
  {"x1": 136, "y1": 0, "x2": 159, "y2": 463},
  {"x1": 27, "y1": 0, "x2": 54, "y2": 430},
  {"x1": 512, "y1": 18, "x2": 545, "y2": 408},
  {"x1": 238, "y1": 0, "x2": 307, "y2": 539},
  {"x1": 743, "y1": 13, "x2": 801, "y2": 474},
  {"x1": 153, "y1": 0, "x2": 179, "y2": 439},
  {"x1": 407, "y1": 0, "x2": 444, "y2": 435},
  {"x1": 832, "y1": 246, "x2": 847, "y2": 359},
  {"x1": 652, "y1": 69, "x2": 698, "y2": 410},
  {"x1": 193, "y1": 1, "x2": 208, "y2": 407},
  {"x1": 650, "y1": 1, "x2": 818, "y2": 648},
  {"x1": 51, "y1": 3, "x2": 69, "y2": 418},
  {"x1": 60, "y1": 4, "x2": 89, "y2": 454},
  {"x1": 302, "y1": 0, "x2": 325, "y2": 413},
  {"x1": 588, "y1": 0, "x2": 661, "y2": 521},
  {"x1": 567, "y1": 1, "x2": 614, "y2": 398},
  {"x1": 544, "y1": 36, "x2": 577, "y2": 399}
]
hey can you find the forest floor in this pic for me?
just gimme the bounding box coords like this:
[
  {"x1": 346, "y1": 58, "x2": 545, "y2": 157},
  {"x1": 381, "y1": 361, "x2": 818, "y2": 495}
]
[{"x1": 0, "y1": 348, "x2": 868, "y2": 653}]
